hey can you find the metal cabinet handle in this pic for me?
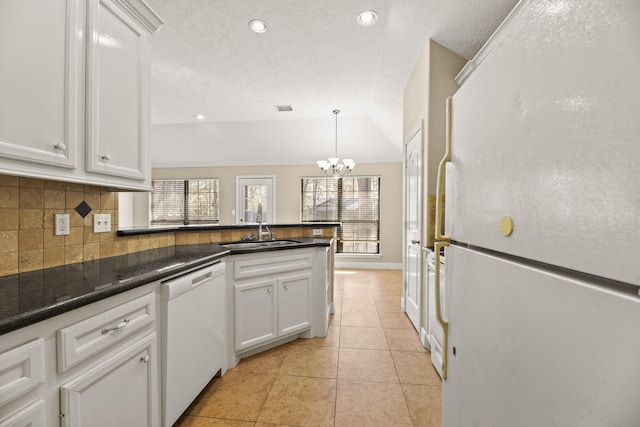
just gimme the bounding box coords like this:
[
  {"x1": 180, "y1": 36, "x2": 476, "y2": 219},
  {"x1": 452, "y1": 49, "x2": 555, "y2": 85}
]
[
  {"x1": 267, "y1": 288, "x2": 272, "y2": 293},
  {"x1": 140, "y1": 355, "x2": 150, "y2": 364},
  {"x1": 101, "y1": 154, "x2": 111, "y2": 160},
  {"x1": 284, "y1": 284, "x2": 289, "y2": 290},
  {"x1": 54, "y1": 142, "x2": 66, "y2": 150},
  {"x1": 101, "y1": 318, "x2": 130, "y2": 334},
  {"x1": 435, "y1": 97, "x2": 452, "y2": 243}
]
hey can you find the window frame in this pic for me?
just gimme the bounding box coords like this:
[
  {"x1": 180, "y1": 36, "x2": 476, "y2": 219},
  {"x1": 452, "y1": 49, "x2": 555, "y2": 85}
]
[
  {"x1": 301, "y1": 175, "x2": 381, "y2": 255},
  {"x1": 150, "y1": 178, "x2": 220, "y2": 226}
]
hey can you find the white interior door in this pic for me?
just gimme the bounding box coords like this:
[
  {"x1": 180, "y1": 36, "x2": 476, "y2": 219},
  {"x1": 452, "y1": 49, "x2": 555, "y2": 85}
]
[
  {"x1": 403, "y1": 124, "x2": 422, "y2": 331},
  {"x1": 236, "y1": 176, "x2": 275, "y2": 225}
]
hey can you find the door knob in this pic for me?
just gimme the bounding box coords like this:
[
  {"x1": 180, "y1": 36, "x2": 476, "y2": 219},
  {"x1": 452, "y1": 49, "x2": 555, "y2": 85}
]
[{"x1": 411, "y1": 240, "x2": 420, "y2": 245}]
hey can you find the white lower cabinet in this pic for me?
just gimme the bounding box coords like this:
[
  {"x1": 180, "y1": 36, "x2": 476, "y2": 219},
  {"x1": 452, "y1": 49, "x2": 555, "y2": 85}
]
[
  {"x1": 0, "y1": 340, "x2": 44, "y2": 408},
  {"x1": 228, "y1": 248, "x2": 329, "y2": 367},
  {"x1": 234, "y1": 272, "x2": 312, "y2": 352},
  {"x1": 277, "y1": 273, "x2": 312, "y2": 336},
  {"x1": 0, "y1": 400, "x2": 46, "y2": 427},
  {"x1": 0, "y1": 283, "x2": 160, "y2": 426},
  {"x1": 234, "y1": 278, "x2": 277, "y2": 350},
  {"x1": 60, "y1": 332, "x2": 158, "y2": 427}
]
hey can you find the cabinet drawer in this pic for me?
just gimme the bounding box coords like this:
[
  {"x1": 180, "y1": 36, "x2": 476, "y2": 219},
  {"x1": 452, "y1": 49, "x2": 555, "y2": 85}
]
[
  {"x1": 0, "y1": 339, "x2": 45, "y2": 407},
  {"x1": 234, "y1": 252, "x2": 313, "y2": 281},
  {"x1": 0, "y1": 400, "x2": 45, "y2": 427},
  {"x1": 57, "y1": 293, "x2": 155, "y2": 372},
  {"x1": 59, "y1": 333, "x2": 157, "y2": 427}
]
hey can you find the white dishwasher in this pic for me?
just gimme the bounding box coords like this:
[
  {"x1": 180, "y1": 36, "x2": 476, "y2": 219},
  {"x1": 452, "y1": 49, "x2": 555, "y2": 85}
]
[{"x1": 162, "y1": 260, "x2": 226, "y2": 427}]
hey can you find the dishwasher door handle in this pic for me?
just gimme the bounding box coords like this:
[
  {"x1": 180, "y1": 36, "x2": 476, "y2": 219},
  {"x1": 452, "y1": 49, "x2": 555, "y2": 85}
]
[{"x1": 191, "y1": 271, "x2": 213, "y2": 288}]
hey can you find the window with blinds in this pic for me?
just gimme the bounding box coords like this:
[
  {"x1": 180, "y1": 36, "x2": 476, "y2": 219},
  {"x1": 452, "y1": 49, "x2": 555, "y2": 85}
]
[
  {"x1": 301, "y1": 176, "x2": 380, "y2": 254},
  {"x1": 151, "y1": 179, "x2": 219, "y2": 225}
]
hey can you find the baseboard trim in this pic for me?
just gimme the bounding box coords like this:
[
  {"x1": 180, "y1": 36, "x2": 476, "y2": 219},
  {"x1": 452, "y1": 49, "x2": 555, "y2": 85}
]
[
  {"x1": 335, "y1": 262, "x2": 402, "y2": 270},
  {"x1": 420, "y1": 327, "x2": 431, "y2": 350}
]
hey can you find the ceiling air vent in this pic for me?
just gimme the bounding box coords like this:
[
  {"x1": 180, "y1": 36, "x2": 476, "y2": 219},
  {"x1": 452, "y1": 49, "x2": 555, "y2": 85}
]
[{"x1": 274, "y1": 105, "x2": 293, "y2": 112}]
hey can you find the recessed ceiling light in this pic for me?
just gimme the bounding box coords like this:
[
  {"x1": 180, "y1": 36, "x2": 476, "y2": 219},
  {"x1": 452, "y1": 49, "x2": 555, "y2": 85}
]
[
  {"x1": 249, "y1": 19, "x2": 268, "y2": 33},
  {"x1": 356, "y1": 10, "x2": 378, "y2": 27},
  {"x1": 195, "y1": 114, "x2": 205, "y2": 120}
]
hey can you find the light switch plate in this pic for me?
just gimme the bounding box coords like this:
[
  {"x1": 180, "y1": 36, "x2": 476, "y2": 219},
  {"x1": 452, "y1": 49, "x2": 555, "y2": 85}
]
[
  {"x1": 93, "y1": 213, "x2": 112, "y2": 233},
  {"x1": 55, "y1": 214, "x2": 70, "y2": 236},
  {"x1": 313, "y1": 229, "x2": 323, "y2": 236}
]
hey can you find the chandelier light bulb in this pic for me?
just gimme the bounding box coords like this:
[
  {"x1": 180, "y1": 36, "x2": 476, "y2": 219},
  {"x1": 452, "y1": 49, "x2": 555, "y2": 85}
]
[{"x1": 316, "y1": 109, "x2": 356, "y2": 177}]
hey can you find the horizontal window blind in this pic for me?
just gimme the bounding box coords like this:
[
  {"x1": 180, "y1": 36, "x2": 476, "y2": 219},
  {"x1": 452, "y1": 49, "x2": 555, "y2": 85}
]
[
  {"x1": 301, "y1": 176, "x2": 380, "y2": 254},
  {"x1": 151, "y1": 179, "x2": 219, "y2": 225}
]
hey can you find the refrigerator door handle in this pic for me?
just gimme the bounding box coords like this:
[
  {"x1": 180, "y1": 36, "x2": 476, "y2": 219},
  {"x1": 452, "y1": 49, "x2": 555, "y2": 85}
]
[
  {"x1": 434, "y1": 241, "x2": 449, "y2": 379},
  {"x1": 435, "y1": 97, "x2": 452, "y2": 243}
]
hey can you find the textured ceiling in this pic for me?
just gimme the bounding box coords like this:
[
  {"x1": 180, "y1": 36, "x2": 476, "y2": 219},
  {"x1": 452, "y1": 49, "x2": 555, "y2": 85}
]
[{"x1": 146, "y1": 0, "x2": 518, "y2": 166}]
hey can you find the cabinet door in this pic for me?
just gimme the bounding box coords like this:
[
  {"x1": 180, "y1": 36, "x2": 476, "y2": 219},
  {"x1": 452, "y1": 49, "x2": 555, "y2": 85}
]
[
  {"x1": 234, "y1": 279, "x2": 277, "y2": 351},
  {"x1": 0, "y1": 400, "x2": 45, "y2": 427},
  {"x1": 0, "y1": 0, "x2": 80, "y2": 171},
  {"x1": 278, "y1": 272, "x2": 312, "y2": 336},
  {"x1": 60, "y1": 333, "x2": 158, "y2": 427},
  {"x1": 85, "y1": 0, "x2": 149, "y2": 182}
]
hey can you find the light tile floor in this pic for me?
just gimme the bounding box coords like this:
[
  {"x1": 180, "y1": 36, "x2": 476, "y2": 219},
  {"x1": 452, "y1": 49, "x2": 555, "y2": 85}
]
[{"x1": 176, "y1": 269, "x2": 442, "y2": 427}]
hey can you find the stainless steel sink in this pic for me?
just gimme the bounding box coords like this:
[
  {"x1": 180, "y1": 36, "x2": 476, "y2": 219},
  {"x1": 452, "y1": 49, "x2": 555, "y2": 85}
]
[{"x1": 220, "y1": 240, "x2": 302, "y2": 250}]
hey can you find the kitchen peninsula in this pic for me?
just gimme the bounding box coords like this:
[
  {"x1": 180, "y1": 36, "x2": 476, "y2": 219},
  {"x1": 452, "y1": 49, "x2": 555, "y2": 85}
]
[{"x1": 0, "y1": 223, "x2": 336, "y2": 425}]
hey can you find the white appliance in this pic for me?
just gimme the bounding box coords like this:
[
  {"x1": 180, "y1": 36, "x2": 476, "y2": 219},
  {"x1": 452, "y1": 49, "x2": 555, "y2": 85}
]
[
  {"x1": 426, "y1": 249, "x2": 445, "y2": 379},
  {"x1": 162, "y1": 261, "x2": 226, "y2": 427},
  {"x1": 433, "y1": 1, "x2": 640, "y2": 426}
]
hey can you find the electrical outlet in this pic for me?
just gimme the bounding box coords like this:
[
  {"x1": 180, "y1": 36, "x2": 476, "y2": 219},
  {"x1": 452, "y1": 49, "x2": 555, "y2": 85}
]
[
  {"x1": 93, "y1": 213, "x2": 112, "y2": 233},
  {"x1": 55, "y1": 214, "x2": 70, "y2": 236},
  {"x1": 313, "y1": 229, "x2": 323, "y2": 236}
]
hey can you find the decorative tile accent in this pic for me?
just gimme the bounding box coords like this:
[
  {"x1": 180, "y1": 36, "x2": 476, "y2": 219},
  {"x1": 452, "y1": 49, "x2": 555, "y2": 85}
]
[{"x1": 74, "y1": 201, "x2": 92, "y2": 218}]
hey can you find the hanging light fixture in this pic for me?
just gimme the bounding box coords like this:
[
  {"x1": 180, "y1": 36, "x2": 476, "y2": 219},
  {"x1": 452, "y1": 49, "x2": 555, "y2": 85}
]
[{"x1": 317, "y1": 109, "x2": 356, "y2": 176}]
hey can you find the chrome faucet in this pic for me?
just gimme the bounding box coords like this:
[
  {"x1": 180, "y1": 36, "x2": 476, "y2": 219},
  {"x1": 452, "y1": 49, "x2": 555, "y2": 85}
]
[
  {"x1": 256, "y1": 203, "x2": 272, "y2": 241},
  {"x1": 256, "y1": 203, "x2": 263, "y2": 241}
]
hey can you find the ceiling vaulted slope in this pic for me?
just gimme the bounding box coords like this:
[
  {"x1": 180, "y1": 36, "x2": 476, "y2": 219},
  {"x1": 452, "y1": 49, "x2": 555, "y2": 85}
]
[{"x1": 146, "y1": 0, "x2": 518, "y2": 167}]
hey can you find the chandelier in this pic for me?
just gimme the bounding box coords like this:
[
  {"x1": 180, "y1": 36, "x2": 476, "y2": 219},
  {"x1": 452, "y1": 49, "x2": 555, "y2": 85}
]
[{"x1": 316, "y1": 109, "x2": 356, "y2": 176}]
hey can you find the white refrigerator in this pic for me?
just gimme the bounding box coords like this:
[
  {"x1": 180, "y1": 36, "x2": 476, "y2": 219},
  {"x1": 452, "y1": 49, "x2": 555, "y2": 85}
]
[{"x1": 436, "y1": 0, "x2": 640, "y2": 426}]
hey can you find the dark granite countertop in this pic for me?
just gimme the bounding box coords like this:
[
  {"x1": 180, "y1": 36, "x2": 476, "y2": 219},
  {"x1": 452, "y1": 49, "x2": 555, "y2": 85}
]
[
  {"x1": 0, "y1": 244, "x2": 228, "y2": 336},
  {"x1": 117, "y1": 222, "x2": 341, "y2": 236},
  {"x1": 0, "y1": 238, "x2": 332, "y2": 336}
]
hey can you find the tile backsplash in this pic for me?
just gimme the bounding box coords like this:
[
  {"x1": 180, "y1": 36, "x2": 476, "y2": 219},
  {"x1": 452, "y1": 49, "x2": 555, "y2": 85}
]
[
  {"x1": 0, "y1": 174, "x2": 335, "y2": 278},
  {"x1": 0, "y1": 175, "x2": 125, "y2": 276}
]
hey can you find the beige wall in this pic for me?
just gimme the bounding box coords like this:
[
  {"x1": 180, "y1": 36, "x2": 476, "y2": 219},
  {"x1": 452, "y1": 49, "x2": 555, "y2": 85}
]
[
  {"x1": 403, "y1": 40, "x2": 466, "y2": 248},
  {"x1": 150, "y1": 163, "x2": 403, "y2": 266},
  {"x1": 402, "y1": 40, "x2": 466, "y2": 330}
]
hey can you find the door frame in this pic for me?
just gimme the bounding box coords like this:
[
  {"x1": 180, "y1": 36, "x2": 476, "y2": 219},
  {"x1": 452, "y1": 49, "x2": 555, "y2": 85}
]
[
  {"x1": 235, "y1": 176, "x2": 276, "y2": 225},
  {"x1": 402, "y1": 121, "x2": 423, "y2": 332}
]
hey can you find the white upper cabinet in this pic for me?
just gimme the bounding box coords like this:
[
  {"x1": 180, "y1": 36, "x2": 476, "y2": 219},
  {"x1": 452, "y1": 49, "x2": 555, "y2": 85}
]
[
  {"x1": 0, "y1": 0, "x2": 162, "y2": 190},
  {"x1": 85, "y1": 0, "x2": 152, "y2": 182},
  {"x1": 0, "y1": 0, "x2": 82, "y2": 171}
]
